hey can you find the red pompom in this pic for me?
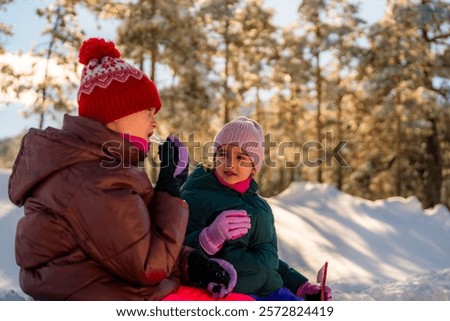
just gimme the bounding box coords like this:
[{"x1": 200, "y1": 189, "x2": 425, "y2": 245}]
[{"x1": 78, "y1": 37, "x2": 121, "y2": 65}]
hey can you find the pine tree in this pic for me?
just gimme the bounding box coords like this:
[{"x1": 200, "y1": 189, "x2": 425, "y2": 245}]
[
  {"x1": 198, "y1": 0, "x2": 249, "y2": 124},
  {"x1": 231, "y1": 0, "x2": 277, "y2": 121},
  {"x1": 296, "y1": 0, "x2": 364, "y2": 183},
  {"x1": 1, "y1": 1, "x2": 83, "y2": 130},
  {"x1": 321, "y1": 1, "x2": 365, "y2": 189},
  {"x1": 266, "y1": 26, "x2": 312, "y2": 194},
  {"x1": 354, "y1": 0, "x2": 449, "y2": 207}
]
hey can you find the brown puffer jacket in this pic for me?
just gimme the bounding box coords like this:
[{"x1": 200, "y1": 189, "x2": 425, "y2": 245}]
[{"x1": 8, "y1": 114, "x2": 193, "y2": 300}]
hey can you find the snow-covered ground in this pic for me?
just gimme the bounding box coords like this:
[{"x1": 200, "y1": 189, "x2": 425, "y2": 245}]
[
  {"x1": 271, "y1": 182, "x2": 450, "y2": 301},
  {"x1": 0, "y1": 168, "x2": 449, "y2": 301}
]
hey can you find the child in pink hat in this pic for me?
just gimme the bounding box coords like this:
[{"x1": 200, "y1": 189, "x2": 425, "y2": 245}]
[{"x1": 181, "y1": 116, "x2": 332, "y2": 300}]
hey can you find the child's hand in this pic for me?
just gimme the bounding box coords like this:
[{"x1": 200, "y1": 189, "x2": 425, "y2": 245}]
[
  {"x1": 167, "y1": 135, "x2": 189, "y2": 188},
  {"x1": 187, "y1": 251, "x2": 235, "y2": 298},
  {"x1": 296, "y1": 281, "x2": 332, "y2": 301},
  {"x1": 199, "y1": 210, "x2": 251, "y2": 255},
  {"x1": 155, "y1": 136, "x2": 189, "y2": 197},
  {"x1": 206, "y1": 258, "x2": 237, "y2": 299}
]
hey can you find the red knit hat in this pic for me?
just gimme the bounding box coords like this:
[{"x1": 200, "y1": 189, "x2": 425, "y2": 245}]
[{"x1": 77, "y1": 37, "x2": 161, "y2": 124}]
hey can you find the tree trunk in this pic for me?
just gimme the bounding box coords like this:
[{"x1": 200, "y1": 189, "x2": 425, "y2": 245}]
[
  {"x1": 423, "y1": 118, "x2": 443, "y2": 208},
  {"x1": 223, "y1": 19, "x2": 231, "y2": 125},
  {"x1": 395, "y1": 95, "x2": 402, "y2": 196},
  {"x1": 315, "y1": 50, "x2": 323, "y2": 183},
  {"x1": 336, "y1": 97, "x2": 343, "y2": 190},
  {"x1": 150, "y1": 0, "x2": 157, "y2": 80}
]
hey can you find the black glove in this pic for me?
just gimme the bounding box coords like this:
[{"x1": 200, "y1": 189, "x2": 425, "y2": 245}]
[
  {"x1": 155, "y1": 136, "x2": 189, "y2": 197},
  {"x1": 187, "y1": 251, "x2": 230, "y2": 294}
]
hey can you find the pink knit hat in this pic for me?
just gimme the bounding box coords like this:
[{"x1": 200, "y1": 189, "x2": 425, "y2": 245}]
[
  {"x1": 77, "y1": 37, "x2": 161, "y2": 124},
  {"x1": 213, "y1": 116, "x2": 265, "y2": 173}
]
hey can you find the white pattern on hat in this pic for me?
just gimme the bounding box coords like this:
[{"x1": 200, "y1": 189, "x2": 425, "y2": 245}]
[{"x1": 78, "y1": 57, "x2": 144, "y2": 99}]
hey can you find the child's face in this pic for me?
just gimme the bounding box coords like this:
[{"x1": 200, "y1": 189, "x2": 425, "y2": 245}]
[
  {"x1": 108, "y1": 107, "x2": 158, "y2": 140},
  {"x1": 214, "y1": 144, "x2": 256, "y2": 185}
]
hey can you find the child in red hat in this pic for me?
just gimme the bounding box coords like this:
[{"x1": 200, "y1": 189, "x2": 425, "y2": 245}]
[{"x1": 9, "y1": 37, "x2": 249, "y2": 301}]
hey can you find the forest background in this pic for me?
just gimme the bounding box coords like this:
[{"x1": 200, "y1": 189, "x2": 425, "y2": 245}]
[{"x1": 0, "y1": 0, "x2": 449, "y2": 210}]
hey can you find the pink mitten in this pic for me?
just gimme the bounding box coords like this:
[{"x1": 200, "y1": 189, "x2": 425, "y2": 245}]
[
  {"x1": 296, "y1": 281, "x2": 332, "y2": 301},
  {"x1": 199, "y1": 210, "x2": 251, "y2": 255},
  {"x1": 206, "y1": 258, "x2": 238, "y2": 299}
]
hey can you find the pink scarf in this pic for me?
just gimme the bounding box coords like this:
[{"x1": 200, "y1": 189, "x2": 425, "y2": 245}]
[
  {"x1": 120, "y1": 133, "x2": 149, "y2": 154},
  {"x1": 214, "y1": 171, "x2": 252, "y2": 194}
]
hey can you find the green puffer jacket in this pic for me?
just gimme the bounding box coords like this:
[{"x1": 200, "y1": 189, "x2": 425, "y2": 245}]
[{"x1": 181, "y1": 165, "x2": 307, "y2": 297}]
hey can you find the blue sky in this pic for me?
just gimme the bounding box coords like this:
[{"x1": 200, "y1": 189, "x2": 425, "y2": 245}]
[{"x1": 0, "y1": 0, "x2": 386, "y2": 139}]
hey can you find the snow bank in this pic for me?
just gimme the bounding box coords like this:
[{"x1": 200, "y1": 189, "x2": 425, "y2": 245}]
[{"x1": 1, "y1": 174, "x2": 449, "y2": 301}]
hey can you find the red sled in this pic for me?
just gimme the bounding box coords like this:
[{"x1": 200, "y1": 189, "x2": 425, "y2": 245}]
[{"x1": 316, "y1": 261, "x2": 328, "y2": 301}]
